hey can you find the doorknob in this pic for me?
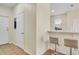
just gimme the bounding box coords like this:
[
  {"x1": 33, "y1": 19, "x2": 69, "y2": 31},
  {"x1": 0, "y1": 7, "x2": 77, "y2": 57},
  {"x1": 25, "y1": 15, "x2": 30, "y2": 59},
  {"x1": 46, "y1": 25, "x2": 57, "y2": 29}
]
[
  {"x1": 21, "y1": 32, "x2": 24, "y2": 34},
  {"x1": 6, "y1": 27, "x2": 9, "y2": 31}
]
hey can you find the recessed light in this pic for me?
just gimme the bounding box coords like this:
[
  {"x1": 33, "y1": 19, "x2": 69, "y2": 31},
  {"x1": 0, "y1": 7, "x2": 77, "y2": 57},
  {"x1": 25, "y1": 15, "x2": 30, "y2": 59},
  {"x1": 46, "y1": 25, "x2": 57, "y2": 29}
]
[
  {"x1": 52, "y1": 10, "x2": 55, "y2": 12},
  {"x1": 70, "y1": 4, "x2": 74, "y2": 7}
]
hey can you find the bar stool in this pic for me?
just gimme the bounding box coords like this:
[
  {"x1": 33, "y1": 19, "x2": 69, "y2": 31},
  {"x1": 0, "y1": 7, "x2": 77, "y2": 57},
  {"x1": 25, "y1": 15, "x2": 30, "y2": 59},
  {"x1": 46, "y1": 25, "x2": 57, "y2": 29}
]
[
  {"x1": 49, "y1": 37, "x2": 59, "y2": 55},
  {"x1": 64, "y1": 39, "x2": 78, "y2": 55}
]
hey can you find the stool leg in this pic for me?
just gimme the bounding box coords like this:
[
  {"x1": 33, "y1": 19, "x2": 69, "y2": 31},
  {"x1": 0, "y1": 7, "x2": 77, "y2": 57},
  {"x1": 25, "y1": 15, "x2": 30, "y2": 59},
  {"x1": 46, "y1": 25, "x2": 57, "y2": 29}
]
[
  {"x1": 70, "y1": 48, "x2": 72, "y2": 55},
  {"x1": 55, "y1": 43, "x2": 56, "y2": 52},
  {"x1": 54, "y1": 43, "x2": 57, "y2": 55}
]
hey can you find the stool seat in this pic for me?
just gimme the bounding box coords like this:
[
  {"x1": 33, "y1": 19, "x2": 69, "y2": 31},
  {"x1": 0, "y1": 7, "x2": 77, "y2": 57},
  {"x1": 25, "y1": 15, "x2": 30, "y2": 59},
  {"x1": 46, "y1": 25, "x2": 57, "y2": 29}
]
[
  {"x1": 64, "y1": 39, "x2": 78, "y2": 55},
  {"x1": 49, "y1": 37, "x2": 58, "y2": 45},
  {"x1": 49, "y1": 37, "x2": 58, "y2": 55},
  {"x1": 64, "y1": 39, "x2": 78, "y2": 49}
]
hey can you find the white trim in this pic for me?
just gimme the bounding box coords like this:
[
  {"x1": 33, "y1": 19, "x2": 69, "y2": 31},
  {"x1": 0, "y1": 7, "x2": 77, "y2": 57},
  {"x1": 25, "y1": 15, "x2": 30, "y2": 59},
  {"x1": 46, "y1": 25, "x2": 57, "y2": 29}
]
[
  {"x1": 0, "y1": 15, "x2": 9, "y2": 17},
  {"x1": 23, "y1": 49, "x2": 33, "y2": 55},
  {"x1": 11, "y1": 42, "x2": 32, "y2": 55},
  {"x1": 36, "y1": 49, "x2": 49, "y2": 55},
  {"x1": 41, "y1": 49, "x2": 49, "y2": 55}
]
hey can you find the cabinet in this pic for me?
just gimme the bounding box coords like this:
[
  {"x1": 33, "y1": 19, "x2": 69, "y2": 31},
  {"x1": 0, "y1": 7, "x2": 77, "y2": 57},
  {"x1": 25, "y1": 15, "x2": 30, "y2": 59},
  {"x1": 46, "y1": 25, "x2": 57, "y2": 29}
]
[{"x1": 51, "y1": 8, "x2": 79, "y2": 32}]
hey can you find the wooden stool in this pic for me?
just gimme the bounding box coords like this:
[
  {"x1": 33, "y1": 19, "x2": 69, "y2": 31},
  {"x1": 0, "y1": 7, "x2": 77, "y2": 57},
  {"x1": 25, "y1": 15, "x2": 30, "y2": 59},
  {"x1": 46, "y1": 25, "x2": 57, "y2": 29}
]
[
  {"x1": 49, "y1": 37, "x2": 58, "y2": 55},
  {"x1": 64, "y1": 39, "x2": 78, "y2": 55}
]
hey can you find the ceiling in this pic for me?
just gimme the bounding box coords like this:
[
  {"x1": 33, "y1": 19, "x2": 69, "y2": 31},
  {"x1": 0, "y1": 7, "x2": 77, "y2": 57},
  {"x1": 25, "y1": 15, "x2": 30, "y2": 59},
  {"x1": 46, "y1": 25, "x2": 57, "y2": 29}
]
[
  {"x1": 0, "y1": 3, "x2": 79, "y2": 15},
  {"x1": 0, "y1": 3, "x2": 17, "y2": 8},
  {"x1": 51, "y1": 3, "x2": 79, "y2": 16}
]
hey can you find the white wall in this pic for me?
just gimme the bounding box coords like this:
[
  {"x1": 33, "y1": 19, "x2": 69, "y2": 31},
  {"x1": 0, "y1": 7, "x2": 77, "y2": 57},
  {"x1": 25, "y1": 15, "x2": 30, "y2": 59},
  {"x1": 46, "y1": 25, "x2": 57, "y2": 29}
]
[
  {"x1": 36, "y1": 4, "x2": 50, "y2": 54},
  {"x1": 13, "y1": 3, "x2": 36, "y2": 54}
]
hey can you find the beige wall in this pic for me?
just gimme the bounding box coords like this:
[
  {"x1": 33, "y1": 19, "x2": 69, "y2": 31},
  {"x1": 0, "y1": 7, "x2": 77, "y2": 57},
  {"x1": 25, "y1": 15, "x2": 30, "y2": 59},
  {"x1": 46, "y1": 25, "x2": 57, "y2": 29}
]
[
  {"x1": 13, "y1": 3, "x2": 36, "y2": 54},
  {"x1": 24, "y1": 4, "x2": 36, "y2": 54},
  {"x1": 36, "y1": 4, "x2": 50, "y2": 54},
  {"x1": 67, "y1": 8, "x2": 79, "y2": 32},
  {"x1": 0, "y1": 6, "x2": 12, "y2": 16}
]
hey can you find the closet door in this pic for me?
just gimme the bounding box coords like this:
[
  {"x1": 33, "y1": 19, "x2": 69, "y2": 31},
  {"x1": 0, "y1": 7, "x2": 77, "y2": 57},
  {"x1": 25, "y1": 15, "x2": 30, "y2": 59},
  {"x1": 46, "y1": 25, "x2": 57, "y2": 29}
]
[
  {"x1": 16, "y1": 13, "x2": 24, "y2": 49},
  {"x1": 0, "y1": 16, "x2": 9, "y2": 45}
]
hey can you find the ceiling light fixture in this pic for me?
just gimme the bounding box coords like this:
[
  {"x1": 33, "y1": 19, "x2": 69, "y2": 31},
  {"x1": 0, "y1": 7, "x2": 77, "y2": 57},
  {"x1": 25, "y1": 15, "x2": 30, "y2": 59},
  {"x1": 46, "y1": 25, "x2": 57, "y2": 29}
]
[
  {"x1": 52, "y1": 10, "x2": 55, "y2": 12},
  {"x1": 70, "y1": 4, "x2": 74, "y2": 7}
]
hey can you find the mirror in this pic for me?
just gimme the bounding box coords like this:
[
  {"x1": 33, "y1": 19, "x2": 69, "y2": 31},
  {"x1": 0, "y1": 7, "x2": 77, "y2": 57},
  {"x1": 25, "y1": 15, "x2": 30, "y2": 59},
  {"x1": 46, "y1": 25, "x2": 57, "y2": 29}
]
[{"x1": 54, "y1": 18, "x2": 62, "y2": 30}]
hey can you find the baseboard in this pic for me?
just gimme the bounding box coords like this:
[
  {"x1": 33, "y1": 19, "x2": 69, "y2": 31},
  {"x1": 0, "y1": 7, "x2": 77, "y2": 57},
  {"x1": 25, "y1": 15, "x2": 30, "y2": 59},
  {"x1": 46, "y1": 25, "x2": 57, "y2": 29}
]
[
  {"x1": 42, "y1": 49, "x2": 49, "y2": 55},
  {"x1": 23, "y1": 49, "x2": 33, "y2": 55},
  {"x1": 36, "y1": 49, "x2": 49, "y2": 55},
  {"x1": 10, "y1": 42, "x2": 32, "y2": 55}
]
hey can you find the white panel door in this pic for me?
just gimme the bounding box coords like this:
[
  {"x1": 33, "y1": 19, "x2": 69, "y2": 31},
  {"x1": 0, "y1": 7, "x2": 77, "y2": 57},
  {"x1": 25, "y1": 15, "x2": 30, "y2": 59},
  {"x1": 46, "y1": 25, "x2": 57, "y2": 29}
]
[
  {"x1": 16, "y1": 13, "x2": 24, "y2": 49},
  {"x1": 0, "y1": 16, "x2": 9, "y2": 45}
]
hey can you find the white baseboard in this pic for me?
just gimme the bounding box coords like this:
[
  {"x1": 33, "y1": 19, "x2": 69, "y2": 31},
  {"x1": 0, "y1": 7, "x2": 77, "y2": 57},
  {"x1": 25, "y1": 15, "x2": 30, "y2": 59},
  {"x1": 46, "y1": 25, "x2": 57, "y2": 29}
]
[
  {"x1": 11, "y1": 42, "x2": 33, "y2": 55},
  {"x1": 36, "y1": 49, "x2": 49, "y2": 55},
  {"x1": 23, "y1": 49, "x2": 33, "y2": 55}
]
